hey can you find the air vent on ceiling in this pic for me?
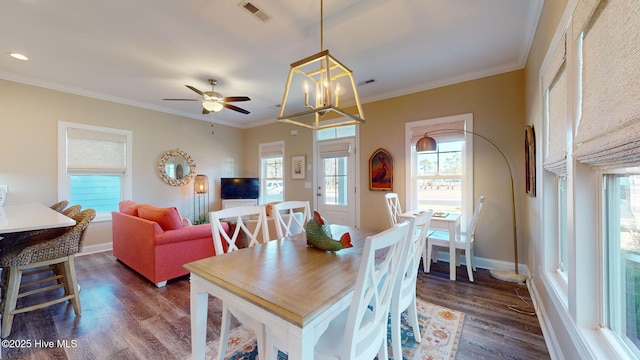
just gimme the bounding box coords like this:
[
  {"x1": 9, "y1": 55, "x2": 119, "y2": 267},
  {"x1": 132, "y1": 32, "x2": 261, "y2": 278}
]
[
  {"x1": 238, "y1": 1, "x2": 271, "y2": 22},
  {"x1": 357, "y1": 79, "x2": 376, "y2": 86}
]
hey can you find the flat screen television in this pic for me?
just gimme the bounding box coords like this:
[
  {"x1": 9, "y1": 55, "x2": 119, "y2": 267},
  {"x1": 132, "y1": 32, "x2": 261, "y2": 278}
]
[{"x1": 220, "y1": 177, "x2": 260, "y2": 199}]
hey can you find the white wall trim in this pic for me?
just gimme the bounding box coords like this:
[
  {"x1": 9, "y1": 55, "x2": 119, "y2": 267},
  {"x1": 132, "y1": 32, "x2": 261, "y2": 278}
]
[{"x1": 79, "y1": 243, "x2": 112, "y2": 256}]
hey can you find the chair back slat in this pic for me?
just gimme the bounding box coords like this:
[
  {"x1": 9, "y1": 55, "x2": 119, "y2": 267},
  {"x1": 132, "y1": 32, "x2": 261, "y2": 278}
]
[
  {"x1": 342, "y1": 222, "x2": 410, "y2": 359},
  {"x1": 272, "y1": 201, "x2": 311, "y2": 239},
  {"x1": 464, "y1": 196, "x2": 485, "y2": 240},
  {"x1": 384, "y1": 193, "x2": 403, "y2": 226},
  {"x1": 399, "y1": 211, "x2": 433, "y2": 296},
  {"x1": 210, "y1": 206, "x2": 269, "y2": 254}
]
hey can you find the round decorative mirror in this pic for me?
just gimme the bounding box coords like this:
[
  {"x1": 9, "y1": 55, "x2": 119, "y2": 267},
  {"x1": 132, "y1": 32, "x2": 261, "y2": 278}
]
[{"x1": 157, "y1": 149, "x2": 197, "y2": 186}]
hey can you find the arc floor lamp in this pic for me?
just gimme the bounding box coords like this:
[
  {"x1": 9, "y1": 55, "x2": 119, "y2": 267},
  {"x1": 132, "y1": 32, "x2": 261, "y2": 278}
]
[{"x1": 416, "y1": 129, "x2": 526, "y2": 283}]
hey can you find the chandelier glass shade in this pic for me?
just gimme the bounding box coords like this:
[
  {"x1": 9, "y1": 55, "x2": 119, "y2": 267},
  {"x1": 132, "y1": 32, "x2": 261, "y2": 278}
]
[{"x1": 278, "y1": 0, "x2": 365, "y2": 130}]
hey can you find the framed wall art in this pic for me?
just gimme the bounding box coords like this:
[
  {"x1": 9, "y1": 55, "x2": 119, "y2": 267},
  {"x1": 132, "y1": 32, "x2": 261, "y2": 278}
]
[
  {"x1": 525, "y1": 125, "x2": 536, "y2": 197},
  {"x1": 291, "y1": 155, "x2": 306, "y2": 179},
  {"x1": 369, "y1": 148, "x2": 393, "y2": 191}
]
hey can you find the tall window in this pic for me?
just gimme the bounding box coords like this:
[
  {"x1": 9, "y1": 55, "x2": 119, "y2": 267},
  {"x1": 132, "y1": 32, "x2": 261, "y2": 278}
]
[
  {"x1": 58, "y1": 122, "x2": 132, "y2": 221},
  {"x1": 259, "y1": 141, "x2": 284, "y2": 204},
  {"x1": 603, "y1": 170, "x2": 640, "y2": 356},
  {"x1": 415, "y1": 140, "x2": 463, "y2": 213},
  {"x1": 406, "y1": 114, "x2": 473, "y2": 227}
]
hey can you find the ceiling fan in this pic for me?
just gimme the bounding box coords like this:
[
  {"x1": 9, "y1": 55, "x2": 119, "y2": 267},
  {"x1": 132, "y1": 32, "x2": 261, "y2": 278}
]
[{"x1": 163, "y1": 79, "x2": 251, "y2": 115}]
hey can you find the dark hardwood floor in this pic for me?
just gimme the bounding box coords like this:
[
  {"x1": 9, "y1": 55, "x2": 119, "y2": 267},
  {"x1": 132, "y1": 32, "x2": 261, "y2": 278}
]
[{"x1": 1, "y1": 251, "x2": 550, "y2": 359}]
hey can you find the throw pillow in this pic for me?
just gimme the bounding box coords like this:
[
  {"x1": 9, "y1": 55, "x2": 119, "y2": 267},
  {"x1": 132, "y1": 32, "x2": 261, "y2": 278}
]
[
  {"x1": 119, "y1": 200, "x2": 140, "y2": 216},
  {"x1": 138, "y1": 205, "x2": 183, "y2": 231}
]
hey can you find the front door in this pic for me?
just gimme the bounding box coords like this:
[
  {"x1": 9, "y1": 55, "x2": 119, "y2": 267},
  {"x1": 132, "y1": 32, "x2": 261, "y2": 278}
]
[{"x1": 316, "y1": 138, "x2": 356, "y2": 226}]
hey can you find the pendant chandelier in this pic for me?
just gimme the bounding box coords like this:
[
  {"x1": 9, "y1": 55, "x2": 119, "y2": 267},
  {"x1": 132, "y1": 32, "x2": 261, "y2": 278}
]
[{"x1": 277, "y1": 0, "x2": 365, "y2": 130}]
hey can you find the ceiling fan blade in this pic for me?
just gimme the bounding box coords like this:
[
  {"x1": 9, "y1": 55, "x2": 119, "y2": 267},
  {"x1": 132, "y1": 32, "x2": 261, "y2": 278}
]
[
  {"x1": 202, "y1": 108, "x2": 210, "y2": 114},
  {"x1": 223, "y1": 96, "x2": 251, "y2": 102},
  {"x1": 163, "y1": 98, "x2": 201, "y2": 101},
  {"x1": 223, "y1": 103, "x2": 250, "y2": 114},
  {"x1": 186, "y1": 85, "x2": 204, "y2": 96}
]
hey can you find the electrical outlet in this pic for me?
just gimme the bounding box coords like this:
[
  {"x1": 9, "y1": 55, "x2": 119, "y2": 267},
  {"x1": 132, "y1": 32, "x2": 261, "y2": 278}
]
[{"x1": 0, "y1": 185, "x2": 7, "y2": 193}]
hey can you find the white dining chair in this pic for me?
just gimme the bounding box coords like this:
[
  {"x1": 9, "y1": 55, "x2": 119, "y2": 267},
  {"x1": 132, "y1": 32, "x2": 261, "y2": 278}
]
[
  {"x1": 271, "y1": 200, "x2": 311, "y2": 239},
  {"x1": 425, "y1": 196, "x2": 485, "y2": 282},
  {"x1": 385, "y1": 192, "x2": 403, "y2": 226},
  {"x1": 313, "y1": 221, "x2": 410, "y2": 360},
  {"x1": 391, "y1": 210, "x2": 433, "y2": 360},
  {"x1": 210, "y1": 205, "x2": 269, "y2": 360}
]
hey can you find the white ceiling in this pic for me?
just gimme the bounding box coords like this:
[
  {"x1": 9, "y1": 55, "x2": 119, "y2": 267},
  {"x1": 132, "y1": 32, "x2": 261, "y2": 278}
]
[{"x1": 0, "y1": 0, "x2": 543, "y2": 129}]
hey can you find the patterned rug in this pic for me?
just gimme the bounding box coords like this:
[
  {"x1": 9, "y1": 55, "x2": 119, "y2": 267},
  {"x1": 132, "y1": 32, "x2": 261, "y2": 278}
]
[{"x1": 194, "y1": 299, "x2": 464, "y2": 360}]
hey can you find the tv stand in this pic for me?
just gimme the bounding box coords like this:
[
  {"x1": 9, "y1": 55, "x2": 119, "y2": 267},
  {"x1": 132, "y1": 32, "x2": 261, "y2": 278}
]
[{"x1": 222, "y1": 199, "x2": 258, "y2": 209}]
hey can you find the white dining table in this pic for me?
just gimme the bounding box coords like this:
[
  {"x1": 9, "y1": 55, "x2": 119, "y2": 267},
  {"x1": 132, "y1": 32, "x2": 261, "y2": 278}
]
[
  {"x1": 401, "y1": 211, "x2": 461, "y2": 281},
  {"x1": 0, "y1": 204, "x2": 76, "y2": 235}
]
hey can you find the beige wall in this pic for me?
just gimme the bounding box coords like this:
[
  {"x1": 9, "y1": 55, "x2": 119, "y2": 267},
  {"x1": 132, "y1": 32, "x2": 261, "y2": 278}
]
[
  {"x1": 1, "y1": 69, "x2": 527, "y2": 267},
  {"x1": 245, "y1": 70, "x2": 526, "y2": 265},
  {"x1": 243, "y1": 121, "x2": 315, "y2": 205},
  {"x1": 523, "y1": 0, "x2": 574, "y2": 358},
  {"x1": 0, "y1": 79, "x2": 245, "y2": 250}
]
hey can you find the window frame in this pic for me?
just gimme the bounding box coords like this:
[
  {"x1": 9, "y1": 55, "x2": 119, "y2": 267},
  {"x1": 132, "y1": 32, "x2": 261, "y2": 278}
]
[
  {"x1": 259, "y1": 141, "x2": 285, "y2": 205},
  {"x1": 57, "y1": 121, "x2": 132, "y2": 222},
  {"x1": 599, "y1": 168, "x2": 640, "y2": 359},
  {"x1": 405, "y1": 113, "x2": 474, "y2": 230}
]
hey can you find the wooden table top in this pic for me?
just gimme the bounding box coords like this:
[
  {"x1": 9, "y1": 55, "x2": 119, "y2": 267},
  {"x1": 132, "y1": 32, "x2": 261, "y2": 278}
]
[{"x1": 184, "y1": 225, "x2": 373, "y2": 327}]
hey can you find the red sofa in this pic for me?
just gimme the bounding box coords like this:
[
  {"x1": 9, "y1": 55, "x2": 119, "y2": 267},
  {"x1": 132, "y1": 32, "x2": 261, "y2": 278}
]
[{"x1": 112, "y1": 201, "x2": 228, "y2": 287}]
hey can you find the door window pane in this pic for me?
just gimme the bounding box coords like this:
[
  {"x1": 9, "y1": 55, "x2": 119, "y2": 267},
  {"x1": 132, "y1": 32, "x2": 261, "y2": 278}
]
[{"x1": 323, "y1": 157, "x2": 348, "y2": 206}]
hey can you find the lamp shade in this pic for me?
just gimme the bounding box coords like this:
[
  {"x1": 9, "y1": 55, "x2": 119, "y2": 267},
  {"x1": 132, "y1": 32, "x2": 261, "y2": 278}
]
[
  {"x1": 194, "y1": 174, "x2": 209, "y2": 194},
  {"x1": 416, "y1": 134, "x2": 437, "y2": 152}
]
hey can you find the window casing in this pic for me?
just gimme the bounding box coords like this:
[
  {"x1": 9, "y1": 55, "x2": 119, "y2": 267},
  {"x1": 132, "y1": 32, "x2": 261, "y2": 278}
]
[
  {"x1": 259, "y1": 141, "x2": 284, "y2": 204},
  {"x1": 58, "y1": 122, "x2": 132, "y2": 222},
  {"x1": 406, "y1": 113, "x2": 473, "y2": 229},
  {"x1": 603, "y1": 169, "x2": 640, "y2": 357}
]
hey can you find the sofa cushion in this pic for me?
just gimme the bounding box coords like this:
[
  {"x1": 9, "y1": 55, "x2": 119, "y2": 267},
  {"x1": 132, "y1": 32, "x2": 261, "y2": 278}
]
[
  {"x1": 119, "y1": 200, "x2": 140, "y2": 216},
  {"x1": 138, "y1": 204, "x2": 183, "y2": 231}
]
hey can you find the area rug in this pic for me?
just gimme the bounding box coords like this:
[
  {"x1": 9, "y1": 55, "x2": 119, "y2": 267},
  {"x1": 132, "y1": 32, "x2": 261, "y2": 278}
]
[{"x1": 193, "y1": 299, "x2": 464, "y2": 360}]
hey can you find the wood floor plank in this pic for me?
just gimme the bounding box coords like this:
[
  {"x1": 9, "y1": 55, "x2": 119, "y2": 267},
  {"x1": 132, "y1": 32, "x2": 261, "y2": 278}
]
[{"x1": 0, "y1": 251, "x2": 550, "y2": 359}]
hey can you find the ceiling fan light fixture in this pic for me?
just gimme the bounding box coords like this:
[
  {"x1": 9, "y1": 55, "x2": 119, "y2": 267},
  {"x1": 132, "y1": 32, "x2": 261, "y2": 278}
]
[
  {"x1": 277, "y1": 0, "x2": 365, "y2": 130},
  {"x1": 203, "y1": 101, "x2": 223, "y2": 112}
]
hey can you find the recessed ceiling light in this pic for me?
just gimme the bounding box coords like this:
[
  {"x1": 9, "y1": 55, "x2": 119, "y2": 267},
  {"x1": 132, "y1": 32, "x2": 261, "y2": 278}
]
[{"x1": 10, "y1": 53, "x2": 29, "y2": 61}]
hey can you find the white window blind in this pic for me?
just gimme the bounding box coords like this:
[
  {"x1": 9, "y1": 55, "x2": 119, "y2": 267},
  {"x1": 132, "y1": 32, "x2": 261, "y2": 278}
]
[
  {"x1": 259, "y1": 141, "x2": 284, "y2": 158},
  {"x1": 573, "y1": 0, "x2": 640, "y2": 169},
  {"x1": 543, "y1": 34, "x2": 568, "y2": 176},
  {"x1": 67, "y1": 127, "x2": 127, "y2": 172},
  {"x1": 318, "y1": 141, "x2": 352, "y2": 158},
  {"x1": 409, "y1": 120, "x2": 465, "y2": 145}
]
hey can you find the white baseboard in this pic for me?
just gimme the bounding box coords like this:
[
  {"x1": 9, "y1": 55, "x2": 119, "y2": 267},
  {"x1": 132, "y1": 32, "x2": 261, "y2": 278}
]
[
  {"x1": 431, "y1": 251, "x2": 529, "y2": 275},
  {"x1": 78, "y1": 242, "x2": 112, "y2": 256}
]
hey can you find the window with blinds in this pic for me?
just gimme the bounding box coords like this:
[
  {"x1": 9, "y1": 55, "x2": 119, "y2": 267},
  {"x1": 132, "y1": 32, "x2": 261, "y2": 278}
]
[
  {"x1": 405, "y1": 114, "x2": 473, "y2": 226},
  {"x1": 543, "y1": 33, "x2": 568, "y2": 176},
  {"x1": 259, "y1": 141, "x2": 284, "y2": 204},
  {"x1": 574, "y1": 0, "x2": 640, "y2": 169},
  {"x1": 571, "y1": 1, "x2": 640, "y2": 357},
  {"x1": 58, "y1": 122, "x2": 132, "y2": 220}
]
